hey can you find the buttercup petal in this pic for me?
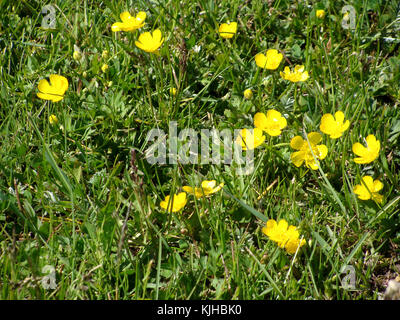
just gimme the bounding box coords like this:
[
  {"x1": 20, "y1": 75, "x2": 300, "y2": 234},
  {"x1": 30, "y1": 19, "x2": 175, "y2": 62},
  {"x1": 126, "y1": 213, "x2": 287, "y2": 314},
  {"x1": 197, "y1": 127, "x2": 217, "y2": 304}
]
[
  {"x1": 284, "y1": 66, "x2": 290, "y2": 74},
  {"x1": 37, "y1": 79, "x2": 50, "y2": 93},
  {"x1": 341, "y1": 120, "x2": 350, "y2": 132},
  {"x1": 353, "y1": 156, "x2": 369, "y2": 164},
  {"x1": 266, "y1": 109, "x2": 282, "y2": 121},
  {"x1": 254, "y1": 112, "x2": 268, "y2": 130},
  {"x1": 290, "y1": 136, "x2": 305, "y2": 150},
  {"x1": 365, "y1": 134, "x2": 377, "y2": 147},
  {"x1": 201, "y1": 180, "x2": 216, "y2": 190},
  {"x1": 306, "y1": 158, "x2": 319, "y2": 170},
  {"x1": 152, "y1": 29, "x2": 162, "y2": 43},
  {"x1": 266, "y1": 49, "x2": 278, "y2": 57},
  {"x1": 316, "y1": 144, "x2": 328, "y2": 160},
  {"x1": 334, "y1": 111, "x2": 345, "y2": 123},
  {"x1": 366, "y1": 135, "x2": 380, "y2": 153},
  {"x1": 219, "y1": 22, "x2": 237, "y2": 38},
  {"x1": 265, "y1": 49, "x2": 282, "y2": 69},
  {"x1": 352, "y1": 142, "x2": 367, "y2": 157},
  {"x1": 266, "y1": 128, "x2": 282, "y2": 137},
  {"x1": 262, "y1": 219, "x2": 277, "y2": 237},
  {"x1": 291, "y1": 151, "x2": 305, "y2": 167},
  {"x1": 308, "y1": 132, "x2": 322, "y2": 145},
  {"x1": 255, "y1": 53, "x2": 267, "y2": 69},
  {"x1": 37, "y1": 92, "x2": 58, "y2": 102},
  {"x1": 135, "y1": 40, "x2": 146, "y2": 51},
  {"x1": 136, "y1": 11, "x2": 146, "y2": 22},
  {"x1": 120, "y1": 11, "x2": 132, "y2": 23},
  {"x1": 138, "y1": 31, "x2": 153, "y2": 44},
  {"x1": 353, "y1": 185, "x2": 370, "y2": 200},
  {"x1": 276, "y1": 219, "x2": 289, "y2": 233},
  {"x1": 361, "y1": 176, "x2": 374, "y2": 189},
  {"x1": 300, "y1": 71, "x2": 309, "y2": 81},
  {"x1": 373, "y1": 179, "x2": 383, "y2": 192},
  {"x1": 182, "y1": 186, "x2": 194, "y2": 194},
  {"x1": 51, "y1": 75, "x2": 68, "y2": 93},
  {"x1": 320, "y1": 113, "x2": 335, "y2": 133},
  {"x1": 111, "y1": 22, "x2": 123, "y2": 31},
  {"x1": 278, "y1": 116, "x2": 287, "y2": 129}
]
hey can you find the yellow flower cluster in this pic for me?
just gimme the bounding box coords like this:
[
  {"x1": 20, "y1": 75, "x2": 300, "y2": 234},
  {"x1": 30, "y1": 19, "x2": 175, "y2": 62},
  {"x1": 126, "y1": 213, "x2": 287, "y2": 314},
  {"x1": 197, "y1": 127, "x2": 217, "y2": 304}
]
[
  {"x1": 262, "y1": 219, "x2": 306, "y2": 254},
  {"x1": 160, "y1": 192, "x2": 188, "y2": 213},
  {"x1": 255, "y1": 49, "x2": 283, "y2": 70},
  {"x1": 219, "y1": 22, "x2": 309, "y2": 83},
  {"x1": 235, "y1": 109, "x2": 287, "y2": 151},
  {"x1": 111, "y1": 11, "x2": 146, "y2": 32},
  {"x1": 112, "y1": 11, "x2": 164, "y2": 54},
  {"x1": 254, "y1": 49, "x2": 308, "y2": 83},
  {"x1": 235, "y1": 128, "x2": 266, "y2": 150},
  {"x1": 290, "y1": 132, "x2": 328, "y2": 170},
  {"x1": 352, "y1": 135, "x2": 383, "y2": 203},
  {"x1": 160, "y1": 180, "x2": 224, "y2": 213},
  {"x1": 254, "y1": 110, "x2": 287, "y2": 137},
  {"x1": 280, "y1": 65, "x2": 309, "y2": 82},
  {"x1": 183, "y1": 180, "x2": 224, "y2": 199},
  {"x1": 33, "y1": 6, "x2": 390, "y2": 264}
]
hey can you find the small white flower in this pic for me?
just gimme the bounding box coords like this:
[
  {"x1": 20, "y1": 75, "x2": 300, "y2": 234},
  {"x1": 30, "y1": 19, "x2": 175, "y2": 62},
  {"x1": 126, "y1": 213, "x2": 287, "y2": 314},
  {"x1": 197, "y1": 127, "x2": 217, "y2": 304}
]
[{"x1": 193, "y1": 45, "x2": 201, "y2": 53}]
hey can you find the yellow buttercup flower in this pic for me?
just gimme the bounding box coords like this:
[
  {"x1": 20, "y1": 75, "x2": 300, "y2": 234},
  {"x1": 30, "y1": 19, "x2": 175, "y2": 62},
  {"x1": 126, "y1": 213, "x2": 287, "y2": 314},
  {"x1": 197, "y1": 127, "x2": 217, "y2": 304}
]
[
  {"x1": 111, "y1": 11, "x2": 146, "y2": 32},
  {"x1": 316, "y1": 9, "x2": 326, "y2": 19},
  {"x1": 243, "y1": 89, "x2": 253, "y2": 99},
  {"x1": 255, "y1": 49, "x2": 283, "y2": 70},
  {"x1": 183, "y1": 180, "x2": 224, "y2": 199},
  {"x1": 353, "y1": 176, "x2": 383, "y2": 203},
  {"x1": 262, "y1": 219, "x2": 306, "y2": 254},
  {"x1": 254, "y1": 110, "x2": 287, "y2": 137},
  {"x1": 352, "y1": 134, "x2": 380, "y2": 164},
  {"x1": 101, "y1": 64, "x2": 109, "y2": 73},
  {"x1": 263, "y1": 219, "x2": 290, "y2": 244},
  {"x1": 218, "y1": 21, "x2": 237, "y2": 39},
  {"x1": 280, "y1": 65, "x2": 309, "y2": 82},
  {"x1": 135, "y1": 29, "x2": 164, "y2": 53},
  {"x1": 320, "y1": 111, "x2": 350, "y2": 139},
  {"x1": 160, "y1": 192, "x2": 187, "y2": 213},
  {"x1": 37, "y1": 74, "x2": 68, "y2": 102},
  {"x1": 235, "y1": 128, "x2": 266, "y2": 150},
  {"x1": 290, "y1": 132, "x2": 328, "y2": 170},
  {"x1": 49, "y1": 114, "x2": 58, "y2": 125}
]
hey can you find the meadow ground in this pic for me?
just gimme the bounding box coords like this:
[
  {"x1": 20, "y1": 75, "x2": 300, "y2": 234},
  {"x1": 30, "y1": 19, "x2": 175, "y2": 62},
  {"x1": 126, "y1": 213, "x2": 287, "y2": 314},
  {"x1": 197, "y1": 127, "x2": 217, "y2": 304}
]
[{"x1": 0, "y1": 0, "x2": 400, "y2": 300}]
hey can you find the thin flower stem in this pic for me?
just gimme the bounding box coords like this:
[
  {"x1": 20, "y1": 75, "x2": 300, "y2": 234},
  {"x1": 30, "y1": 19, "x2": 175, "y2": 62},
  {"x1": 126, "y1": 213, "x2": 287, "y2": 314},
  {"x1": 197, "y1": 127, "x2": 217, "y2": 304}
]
[
  {"x1": 143, "y1": 61, "x2": 157, "y2": 123},
  {"x1": 153, "y1": 54, "x2": 165, "y2": 103}
]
